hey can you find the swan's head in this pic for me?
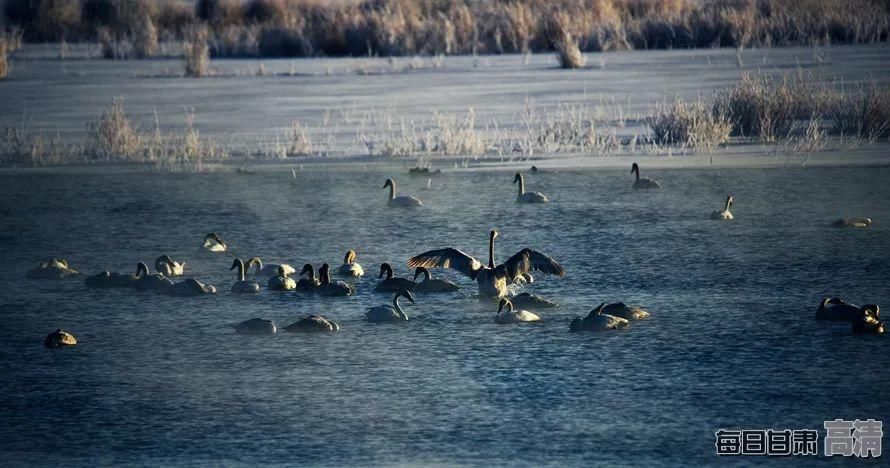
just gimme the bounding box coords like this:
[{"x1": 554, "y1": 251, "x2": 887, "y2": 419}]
[
  {"x1": 727, "y1": 195, "x2": 734, "y2": 207},
  {"x1": 863, "y1": 217, "x2": 873, "y2": 226},
  {"x1": 245, "y1": 256, "x2": 262, "y2": 272},
  {"x1": 530, "y1": 166, "x2": 538, "y2": 172},
  {"x1": 631, "y1": 162, "x2": 639, "y2": 174},
  {"x1": 383, "y1": 178, "x2": 394, "y2": 189},
  {"x1": 230, "y1": 258, "x2": 243, "y2": 271},
  {"x1": 398, "y1": 289, "x2": 415, "y2": 304},
  {"x1": 513, "y1": 172, "x2": 522, "y2": 183},
  {"x1": 413, "y1": 267, "x2": 430, "y2": 282},
  {"x1": 862, "y1": 304, "x2": 880, "y2": 319},
  {"x1": 490, "y1": 230, "x2": 499, "y2": 240},
  {"x1": 204, "y1": 232, "x2": 226, "y2": 248},
  {"x1": 379, "y1": 262, "x2": 393, "y2": 279},
  {"x1": 276, "y1": 265, "x2": 288, "y2": 277},
  {"x1": 344, "y1": 249, "x2": 356, "y2": 264},
  {"x1": 319, "y1": 263, "x2": 330, "y2": 275},
  {"x1": 569, "y1": 317, "x2": 583, "y2": 332},
  {"x1": 497, "y1": 298, "x2": 513, "y2": 314},
  {"x1": 591, "y1": 302, "x2": 606, "y2": 315},
  {"x1": 136, "y1": 262, "x2": 150, "y2": 277},
  {"x1": 300, "y1": 263, "x2": 314, "y2": 277}
]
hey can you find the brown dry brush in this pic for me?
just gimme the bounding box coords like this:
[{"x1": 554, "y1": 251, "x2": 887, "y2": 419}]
[
  {"x1": 184, "y1": 26, "x2": 210, "y2": 77},
  {"x1": 0, "y1": 36, "x2": 8, "y2": 79},
  {"x1": 4, "y1": 0, "x2": 890, "y2": 58}
]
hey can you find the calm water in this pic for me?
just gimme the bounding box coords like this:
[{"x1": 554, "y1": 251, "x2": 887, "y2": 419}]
[{"x1": 1, "y1": 166, "x2": 888, "y2": 466}]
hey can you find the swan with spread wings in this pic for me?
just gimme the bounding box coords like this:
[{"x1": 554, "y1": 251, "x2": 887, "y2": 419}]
[{"x1": 407, "y1": 230, "x2": 565, "y2": 298}]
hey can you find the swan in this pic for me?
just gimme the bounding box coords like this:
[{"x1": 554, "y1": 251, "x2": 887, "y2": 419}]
[
  {"x1": 852, "y1": 305, "x2": 884, "y2": 335},
  {"x1": 267, "y1": 266, "x2": 297, "y2": 291},
  {"x1": 831, "y1": 217, "x2": 872, "y2": 228},
  {"x1": 815, "y1": 297, "x2": 864, "y2": 321},
  {"x1": 26, "y1": 258, "x2": 79, "y2": 279},
  {"x1": 514, "y1": 172, "x2": 548, "y2": 203},
  {"x1": 383, "y1": 178, "x2": 422, "y2": 207},
  {"x1": 601, "y1": 302, "x2": 650, "y2": 320},
  {"x1": 164, "y1": 278, "x2": 217, "y2": 296},
  {"x1": 284, "y1": 315, "x2": 341, "y2": 332},
  {"x1": 412, "y1": 267, "x2": 460, "y2": 292},
  {"x1": 338, "y1": 250, "x2": 365, "y2": 277},
  {"x1": 510, "y1": 292, "x2": 558, "y2": 309},
  {"x1": 296, "y1": 264, "x2": 321, "y2": 292},
  {"x1": 230, "y1": 258, "x2": 261, "y2": 293},
  {"x1": 133, "y1": 262, "x2": 175, "y2": 291},
  {"x1": 495, "y1": 298, "x2": 541, "y2": 323},
  {"x1": 631, "y1": 162, "x2": 661, "y2": 189},
  {"x1": 233, "y1": 318, "x2": 276, "y2": 335},
  {"x1": 155, "y1": 255, "x2": 185, "y2": 276},
  {"x1": 246, "y1": 257, "x2": 296, "y2": 277},
  {"x1": 408, "y1": 230, "x2": 565, "y2": 298},
  {"x1": 44, "y1": 329, "x2": 77, "y2": 348},
  {"x1": 376, "y1": 262, "x2": 416, "y2": 292},
  {"x1": 711, "y1": 195, "x2": 734, "y2": 220},
  {"x1": 569, "y1": 303, "x2": 631, "y2": 332},
  {"x1": 85, "y1": 264, "x2": 142, "y2": 288},
  {"x1": 317, "y1": 263, "x2": 354, "y2": 296},
  {"x1": 366, "y1": 290, "x2": 414, "y2": 322},
  {"x1": 202, "y1": 232, "x2": 227, "y2": 252}
]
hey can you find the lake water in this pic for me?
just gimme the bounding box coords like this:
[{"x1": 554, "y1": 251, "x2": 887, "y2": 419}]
[{"x1": 1, "y1": 166, "x2": 888, "y2": 466}]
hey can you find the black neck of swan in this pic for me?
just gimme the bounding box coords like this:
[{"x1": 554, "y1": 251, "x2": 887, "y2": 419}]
[
  {"x1": 488, "y1": 232, "x2": 496, "y2": 269},
  {"x1": 387, "y1": 180, "x2": 395, "y2": 200},
  {"x1": 516, "y1": 173, "x2": 524, "y2": 196}
]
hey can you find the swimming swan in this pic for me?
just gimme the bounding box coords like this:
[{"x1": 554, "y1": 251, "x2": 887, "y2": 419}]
[
  {"x1": 495, "y1": 298, "x2": 541, "y2": 323},
  {"x1": 85, "y1": 264, "x2": 142, "y2": 288},
  {"x1": 230, "y1": 258, "x2": 261, "y2": 293},
  {"x1": 164, "y1": 278, "x2": 217, "y2": 296},
  {"x1": 602, "y1": 302, "x2": 650, "y2": 320},
  {"x1": 267, "y1": 265, "x2": 297, "y2": 291},
  {"x1": 376, "y1": 262, "x2": 416, "y2": 292},
  {"x1": 631, "y1": 162, "x2": 661, "y2": 189},
  {"x1": 155, "y1": 255, "x2": 186, "y2": 276},
  {"x1": 514, "y1": 172, "x2": 548, "y2": 203},
  {"x1": 26, "y1": 258, "x2": 79, "y2": 279},
  {"x1": 831, "y1": 217, "x2": 872, "y2": 228},
  {"x1": 338, "y1": 250, "x2": 365, "y2": 277},
  {"x1": 202, "y1": 232, "x2": 227, "y2": 252},
  {"x1": 317, "y1": 263, "x2": 355, "y2": 296},
  {"x1": 44, "y1": 329, "x2": 77, "y2": 347},
  {"x1": 233, "y1": 318, "x2": 276, "y2": 335},
  {"x1": 133, "y1": 262, "x2": 175, "y2": 291},
  {"x1": 711, "y1": 195, "x2": 734, "y2": 220},
  {"x1": 408, "y1": 230, "x2": 565, "y2": 298},
  {"x1": 296, "y1": 264, "x2": 321, "y2": 292},
  {"x1": 284, "y1": 315, "x2": 341, "y2": 332},
  {"x1": 510, "y1": 292, "x2": 558, "y2": 309},
  {"x1": 815, "y1": 297, "x2": 865, "y2": 321},
  {"x1": 569, "y1": 303, "x2": 630, "y2": 332},
  {"x1": 412, "y1": 267, "x2": 460, "y2": 292},
  {"x1": 246, "y1": 257, "x2": 296, "y2": 277},
  {"x1": 366, "y1": 290, "x2": 414, "y2": 322},
  {"x1": 852, "y1": 305, "x2": 884, "y2": 335},
  {"x1": 383, "y1": 178, "x2": 422, "y2": 207}
]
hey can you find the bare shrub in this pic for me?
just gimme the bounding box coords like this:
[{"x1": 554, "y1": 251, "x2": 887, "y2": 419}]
[
  {"x1": 133, "y1": 14, "x2": 158, "y2": 58},
  {"x1": 829, "y1": 83, "x2": 890, "y2": 141},
  {"x1": 286, "y1": 120, "x2": 312, "y2": 156},
  {"x1": 184, "y1": 26, "x2": 210, "y2": 77},
  {"x1": 554, "y1": 30, "x2": 586, "y2": 69},
  {"x1": 0, "y1": 36, "x2": 8, "y2": 79},
  {"x1": 85, "y1": 98, "x2": 142, "y2": 161},
  {"x1": 647, "y1": 99, "x2": 731, "y2": 151}
]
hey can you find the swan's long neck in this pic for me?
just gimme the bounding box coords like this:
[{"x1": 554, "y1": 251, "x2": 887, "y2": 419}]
[
  {"x1": 420, "y1": 268, "x2": 431, "y2": 282},
  {"x1": 235, "y1": 261, "x2": 245, "y2": 282},
  {"x1": 724, "y1": 197, "x2": 732, "y2": 211},
  {"x1": 633, "y1": 166, "x2": 640, "y2": 182},
  {"x1": 488, "y1": 234, "x2": 495, "y2": 269},
  {"x1": 517, "y1": 174, "x2": 525, "y2": 196},
  {"x1": 383, "y1": 264, "x2": 393, "y2": 279},
  {"x1": 306, "y1": 265, "x2": 316, "y2": 281},
  {"x1": 503, "y1": 301, "x2": 513, "y2": 313},
  {"x1": 388, "y1": 181, "x2": 395, "y2": 200},
  {"x1": 321, "y1": 267, "x2": 330, "y2": 285},
  {"x1": 393, "y1": 295, "x2": 408, "y2": 320}
]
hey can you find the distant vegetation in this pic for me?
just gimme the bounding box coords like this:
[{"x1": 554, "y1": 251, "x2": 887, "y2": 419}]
[{"x1": 3, "y1": 0, "x2": 889, "y2": 58}]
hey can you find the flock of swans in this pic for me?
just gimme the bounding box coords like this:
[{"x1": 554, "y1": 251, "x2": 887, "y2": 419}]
[{"x1": 30, "y1": 161, "x2": 884, "y2": 346}]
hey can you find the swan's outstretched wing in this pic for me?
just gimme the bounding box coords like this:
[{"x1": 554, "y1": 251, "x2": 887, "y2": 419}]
[
  {"x1": 498, "y1": 248, "x2": 565, "y2": 282},
  {"x1": 408, "y1": 248, "x2": 481, "y2": 279}
]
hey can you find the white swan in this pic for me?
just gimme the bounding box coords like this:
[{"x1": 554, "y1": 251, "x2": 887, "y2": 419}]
[
  {"x1": 831, "y1": 217, "x2": 872, "y2": 228},
  {"x1": 163, "y1": 278, "x2": 217, "y2": 296},
  {"x1": 631, "y1": 162, "x2": 661, "y2": 189},
  {"x1": 230, "y1": 258, "x2": 261, "y2": 293},
  {"x1": 44, "y1": 328, "x2": 77, "y2": 347},
  {"x1": 514, "y1": 172, "x2": 548, "y2": 203},
  {"x1": 569, "y1": 303, "x2": 630, "y2": 332},
  {"x1": 296, "y1": 264, "x2": 320, "y2": 292},
  {"x1": 408, "y1": 230, "x2": 565, "y2": 298},
  {"x1": 233, "y1": 318, "x2": 276, "y2": 335},
  {"x1": 246, "y1": 256, "x2": 296, "y2": 277},
  {"x1": 284, "y1": 315, "x2": 341, "y2": 332},
  {"x1": 602, "y1": 302, "x2": 650, "y2": 320},
  {"x1": 366, "y1": 290, "x2": 414, "y2": 322},
  {"x1": 317, "y1": 263, "x2": 354, "y2": 296},
  {"x1": 155, "y1": 255, "x2": 186, "y2": 276},
  {"x1": 133, "y1": 262, "x2": 175, "y2": 291},
  {"x1": 202, "y1": 232, "x2": 227, "y2": 252},
  {"x1": 267, "y1": 266, "x2": 297, "y2": 291},
  {"x1": 26, "y1": 258, "x2": 79, "y2": 279},
  {"x1": 376, "y1": 262, "x2": 416, "y2": 292},
  {"x1": 711, "y1": 195, "x2": 734, "y2": 220},
  {"x1": 495, "y1": 298, "x2": 541, "y2": 323},
  {"x1": 412, "y1": 267, "x2": 460, "y2": 292},
  {"x1": 383, "y1": 178, "x2": 422, "y2": 207},
  {"x1": 85, "y1": 264, "x2": 141, "y2": 288},
  {"x1": 338, "y1": 249, "x2": 365, "y2": 277}
]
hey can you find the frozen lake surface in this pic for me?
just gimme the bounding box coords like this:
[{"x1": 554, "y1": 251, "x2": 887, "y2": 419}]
[{"x1": 1, "y1": 166, "x2": 889, "y2": 466}]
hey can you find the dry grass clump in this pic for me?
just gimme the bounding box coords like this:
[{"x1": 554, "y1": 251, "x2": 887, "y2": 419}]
[
  {"x1": 184, "y1": 26, "x2": 210, "y2": 77},
  {"x1": 646, "y1": 99, "x2": 731, "y2": 150},
  {"x1": 0, "y1": 36, "x2": 8, "y2": 79},
  {"x1": 828, "y1": 84, "x2": 890, "y2": 141},
  {"x1": 85, "y1": 98, "x2": 142, "y2": 161}
]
